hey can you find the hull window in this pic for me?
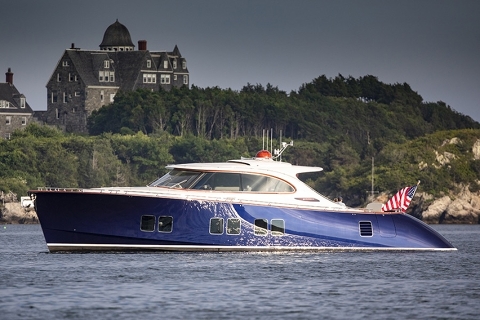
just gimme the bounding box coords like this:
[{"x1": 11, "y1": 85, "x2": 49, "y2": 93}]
[
  {"x1": 271, "y1": 219, "x2": 285, "y2": 236},
  {"x1": 359, "y1": 221, "x2": 373, "y2": 237},
  {"x1": 140, "y1": 215, "x2": 155, "y2": 232},
  {"x1": 254, "y1": 219, "x2": 268, "y2": 236},
  {"x1": 227, "y1": 218, "x2": 241, "y2": 235},
  {"x1": 158, "y1": 216, "x2": 173, "y2": 233},
  {"x1": 210, "y1": 218, "x2": 224, "y2": 234}
]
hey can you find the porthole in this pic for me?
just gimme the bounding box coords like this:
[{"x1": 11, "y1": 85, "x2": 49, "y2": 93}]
[
  {"x1": 210, "y1": 218, "x2": 224, "y2": 235},
  {"x1": 254, "y1": 219, "x2": 268, "y2": 236},
  {"x1": 158, "y1": 216, "x2": 173, "y2": 233},
  {"x1": 140, "y1": 215, "x2": 155, "y2": 232}
]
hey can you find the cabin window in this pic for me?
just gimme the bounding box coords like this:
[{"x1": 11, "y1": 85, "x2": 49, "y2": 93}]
[
  {"x1": 271, "y1": 219, "x2": 285, "y2": 236},
  {"x1": 254, "y1": 219, "x2": 268, "y2": 236},
  {"x1": 210, "y1": 218, "x2": 224, "y2": 234},
  {"x1": 227, "y1": 218, "x2": 241, "y2": 235},
  {"x1": 149, "y1": 169, "x2": 203, "y2": 189},
  {"x1": 193, "y1": 172, "x2": 240, "y2": 191},
  {"x1": 140, "y1": 215, "x2": 155, "y2": 232},
  {"x1": 158, "y1": 216, "x2": 173, "y2": 233}
]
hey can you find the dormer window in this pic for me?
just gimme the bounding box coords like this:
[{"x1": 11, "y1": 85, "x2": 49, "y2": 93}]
[
  {"x1": 20, "y1": 97, "x2": 25, "y2": 108},
  {"x1": 0, "y1": 100, "x2": 9, "y2": 108},
  {"x1": 147, "y1": 60, "x2": 151, "y2": 68},
  {"x1": 164, "y1": 60, "x2": 168, "y2": 69},
  {"x1": 104, "y1": 60, "x2": 110, "y2": 68},
  {"x1": 173, "y1": 60, "x2": 177, "y2": 69},
  {"x1": 182, "y1": 61, "x2": 186, "y2": 69}
]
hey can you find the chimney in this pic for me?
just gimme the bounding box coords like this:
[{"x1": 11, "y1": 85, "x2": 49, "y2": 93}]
[
  {"x1": 138, "y1": 40, "x2": 147, "y2": 51},
  {"x1": 71, "y1": 43, "x2": 75, "y2": 49},
  {"x1": 5, "y1": 68, "x2": 13, "y2": 85}
]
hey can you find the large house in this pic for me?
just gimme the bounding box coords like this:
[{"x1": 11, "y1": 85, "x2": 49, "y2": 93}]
[
  {"x1": 43, "y1": 20, "x2": 189, "y2": 133},
  {"x1": 0, "y1": 68, "x2": 34, "y2": 139}
]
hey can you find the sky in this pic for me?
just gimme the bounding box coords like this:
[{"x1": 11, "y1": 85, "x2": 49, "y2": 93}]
[{"x1": 1, "y1": 0, "x2": 479, "y2": 122}]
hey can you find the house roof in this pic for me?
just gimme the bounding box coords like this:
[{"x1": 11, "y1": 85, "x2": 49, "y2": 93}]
[
  {"x1": 61, "y1": 48, "x2": 184, "y2": 90},
  {"x1": 0, "y1": 82, "x2": 33, "y2": 114},
  {"x1": 99, "y1": 20, "x2": 135, "y2": 48}
]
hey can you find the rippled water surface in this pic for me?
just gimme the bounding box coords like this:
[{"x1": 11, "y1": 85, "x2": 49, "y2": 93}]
[{"x1": 1, "y1": 224, "x2": 479, "y2": 319}]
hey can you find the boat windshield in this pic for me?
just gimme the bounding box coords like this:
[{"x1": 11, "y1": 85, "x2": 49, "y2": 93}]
[
  {"x1": 149, "y1": 170, "x2": 295, "y2": 193},
  {"x1": 149, "y1": 169, "x2": 203, "y2": 189}
]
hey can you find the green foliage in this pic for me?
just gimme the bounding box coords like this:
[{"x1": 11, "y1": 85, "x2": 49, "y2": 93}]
[{"x1": 2, "y1": 75, "x2": 480, "y2": 206}]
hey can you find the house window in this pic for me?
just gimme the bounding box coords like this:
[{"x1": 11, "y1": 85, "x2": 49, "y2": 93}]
[
  {"x1": 183, "y1": 75, "x2": 188, "y2": 85},
  {"x1": 147, "y1": 60, "x2": 151, "y2": 68},
  {"x1": 20, "y1": 98, "x2": 25, "y2": 108},
  {"x1": 63, "y1": 92, "x2": 67, "y2": 103},
  {"x1": 173, "y1": 60, "x2": 177, "y2": 69},
  {"x1": 21, "y1": 117, "x2": 27, "y2": 125},
  {"x1": 104, "y1": 60, "x2": 110, "y2": 68},
  {"x1": 109, "y1": 72, "x2": 115, "y2": 82},
  {"x1": 52, "y1": 92, "x2": 58, "y2": 103},
  {"x1": 5, "y1": 133, "x2": 10, "y2": 140},
  {"x1": 100, "y1": 90, "x2": 104, "y2": 102},
  {"x1": 75, "y1": 75, "x2": 78, "y2": 81},
  {"x1": 69, "y1": 73, "x2": 75, "y2": 82},
  {"x1": 6, "y1": 116, "x2": 11, "y2": 125},
  {"x1": 182, "y1": 61, "x2": 186, "y2": 69},
  {"x1": 174, "y1": 75, "x2": 177, "y2": 81},
  {"x1": 0, "y1": 100, "x2": 9, "y2": 108},
  {"x1": 62, "y1": 60, "x2": 69, "y2": 67},
  {"x1": 75, "y1": 91, "x2": 80, "y2": 97},
  {"x1": 161, "y1": 74, "x2": 170, "y2": 84},
  {"x1": 110, "y1": 94, "x2": 115, "y2": 102},
  {"x1": 57, "y1": 73, "x2": 61, "y2": 82},
  {"x1": 99, "y1": 71, "x2": 104, "y2": 82},
  {"x1": 143, "y1": 74, "x2": 156, "y2": 83},
  {"x1": 163, "y1": 60, "x2": 168, "y2": 68}
]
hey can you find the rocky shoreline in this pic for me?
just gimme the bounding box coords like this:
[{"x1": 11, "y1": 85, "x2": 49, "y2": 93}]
[
  {"x1": 0, "y1": 203, "x2": 39, "y2": 224},
  {"x1": 2, "y1": 188, "x2": 479, "y2": 225}
]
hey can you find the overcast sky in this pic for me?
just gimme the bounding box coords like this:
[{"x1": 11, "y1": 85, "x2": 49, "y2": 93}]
[{"x1": 1, "y1": 0, "x2": 479, "y2": 122}]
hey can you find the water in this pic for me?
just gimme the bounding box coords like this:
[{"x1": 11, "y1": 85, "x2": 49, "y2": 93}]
[{"x1": 1, "y1": 225, "x2": 479, "y2": 319}]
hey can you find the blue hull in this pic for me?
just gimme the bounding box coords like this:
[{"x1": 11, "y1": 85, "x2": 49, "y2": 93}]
[{"x1": 32, "y1": 191, "x2": 455, "y2": 252}]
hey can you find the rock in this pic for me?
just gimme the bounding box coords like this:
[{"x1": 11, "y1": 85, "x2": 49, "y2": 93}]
[
  {"x1": 417, "y1": 185, "x2": 480, "y2": 224},
  {"x1": 0, "y1": 203, "x2": 38, "y2": 224}
]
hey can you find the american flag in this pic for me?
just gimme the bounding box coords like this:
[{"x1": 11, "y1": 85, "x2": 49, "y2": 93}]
[{"x1": 381, "y1": 185, "x2": 418, "y2": 212}]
